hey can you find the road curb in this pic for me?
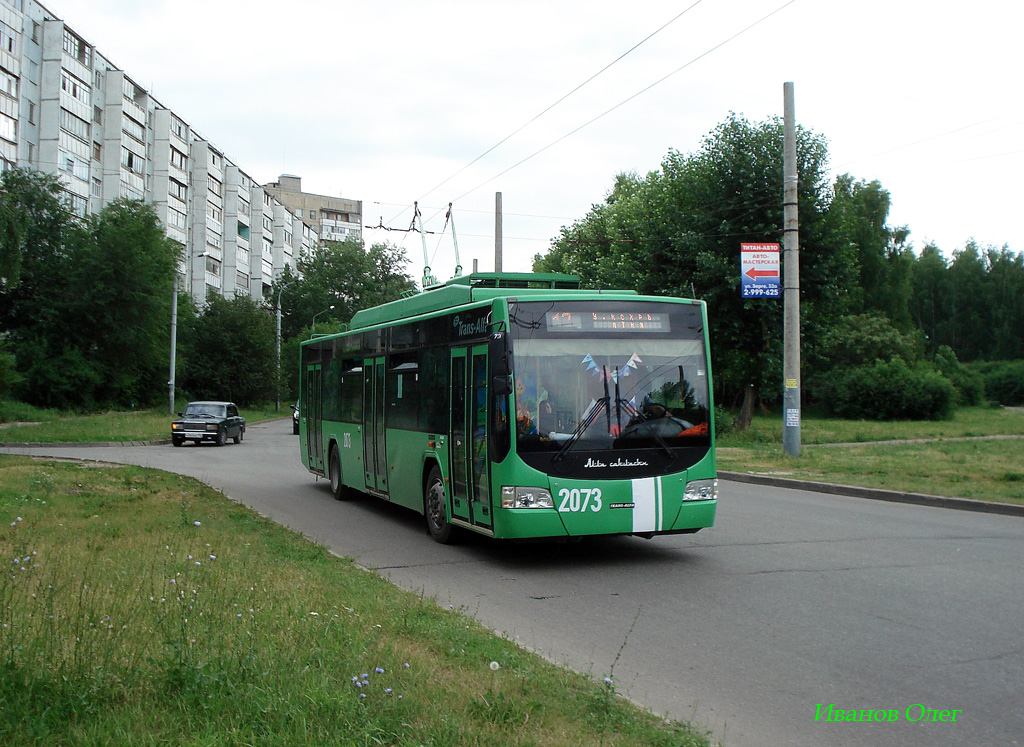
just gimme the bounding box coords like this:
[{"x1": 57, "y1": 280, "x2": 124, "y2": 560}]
[
  {"x1": 0, "y1": 439, "x2": 171, "y2": 448},
  {"x1": 720, "y1": 470, "x2": 1024, "y2": 517}
]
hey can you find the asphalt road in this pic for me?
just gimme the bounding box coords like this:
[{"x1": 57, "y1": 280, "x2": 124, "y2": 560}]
[{"x1": 4, "y1": 419, "x2": 1022, "y2": 747}]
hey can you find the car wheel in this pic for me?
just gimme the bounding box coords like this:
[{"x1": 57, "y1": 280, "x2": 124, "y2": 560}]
[
  {"x1": 424, "y1": 465, "x2": 454, "y2": 544},
  {"x1": 172, "y1": 436, "x2": 184, "y2": 447},
  {"x1": 216, "y1": 429, "x2": 226, "y2": 447},
  {"x1": 329, "y1": 445, "x2": 350, "y2": 501},
  {"x1": 293, "y1": 420, "x2": 300, "y2": 435},
  {"x1": 233, "y1": 427, "x2": 243, "y2": 444}
]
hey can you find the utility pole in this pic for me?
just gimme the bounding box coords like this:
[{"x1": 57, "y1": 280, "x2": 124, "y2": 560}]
[
  {"x1": 494, "y1": 191, "x2": 503, "y2": 272},
  {"x1": 169, "y1": 273, "x2": 178, "y2": 415},
  {"x1": 782, "y1": 81, "x2": 801, "y2": 456}
]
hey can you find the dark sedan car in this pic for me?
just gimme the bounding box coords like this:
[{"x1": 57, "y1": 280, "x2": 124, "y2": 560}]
[{"x1": 171, "y1": 401, "x2": 245, "y2": 447}]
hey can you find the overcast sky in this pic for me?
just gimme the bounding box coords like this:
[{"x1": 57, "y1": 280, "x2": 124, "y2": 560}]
[{"x1": 52, "y1": 0, "x2": 1023, "y2": 284}]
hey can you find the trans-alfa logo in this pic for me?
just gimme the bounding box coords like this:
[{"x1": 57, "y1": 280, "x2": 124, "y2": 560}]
[{"x1": 453, "y1": 315, "x2": 488, "y2": 338}]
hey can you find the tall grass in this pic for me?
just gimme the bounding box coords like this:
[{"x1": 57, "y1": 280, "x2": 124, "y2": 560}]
[
  {"x1": 0, "y1": 456, "x2": 715, "y2": 746},
  {"x1": 0, "y1": 403, "x2": 286, "y2": 443},
  {"x1": 717, "y1": 407, "x2": 1024, "y2": 504},
  {"x1": 718, "y1": 406, "x2": 1024, "y2": 446}
]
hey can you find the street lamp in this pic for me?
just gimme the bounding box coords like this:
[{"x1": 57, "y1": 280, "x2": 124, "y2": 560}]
[{"x1": 312, "y1": 305, "x2": 335, "y2": 331}]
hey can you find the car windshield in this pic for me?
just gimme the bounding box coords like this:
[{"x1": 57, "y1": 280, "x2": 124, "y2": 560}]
[
  {"x1": 508, "y1": 300, "x2": 711, "y2": 455},
  {"x1": 183, "y1": 404, "x2": 226, "y2": 418}
]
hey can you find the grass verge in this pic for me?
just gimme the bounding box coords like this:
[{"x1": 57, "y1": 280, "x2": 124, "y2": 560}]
[
  {"x1": 0, "y1": 455, "x2": 716, "y2": 747},
  {"x1": 718, "y1": 407, "x2": 1024, "y2": 504},
  {"x1": 0, "y1": 403, "x2": 286, "y2": 443}
]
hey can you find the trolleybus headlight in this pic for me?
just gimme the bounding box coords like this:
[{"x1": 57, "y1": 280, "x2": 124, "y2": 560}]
[
  {"x1": 501, "y1": 486, "x2": 554, "y2": 509},
  {"x1": 683, "y1": 479, "x2": 718, "y2": 502}
]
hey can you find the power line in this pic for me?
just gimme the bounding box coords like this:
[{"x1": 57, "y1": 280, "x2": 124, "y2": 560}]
[
  {"x1": 452, "y1": 0, "x2": 799, "y2": 203},
  {"x1": 383, "y1": 1, "x2": 709, "y2": 228},
  {"x1": 414, "y1": 0, "x2": 708, "y2": 204}
]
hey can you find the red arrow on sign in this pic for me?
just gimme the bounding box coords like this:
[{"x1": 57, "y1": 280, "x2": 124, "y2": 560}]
[{"x1": 745, "y1": 268, "x2": 780, "y2": 279}]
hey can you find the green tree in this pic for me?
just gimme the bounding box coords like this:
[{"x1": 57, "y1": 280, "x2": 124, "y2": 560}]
[
  {"x1": 0, "y1": 169, "x2": 70, "y2": 290},
  {"x1": 274, "y1": 238, "x2": 416, "y2": 340},
  {"x1": 946, "y1": 242, "x2": 991, "y2": 361},
  {"x1": 6, "y1": 196, "x2": 179, "y2": 409},
  {"x1": 909, "y1": 243, "x2": 953, "y2": 355},
  {"x1": 983, "y1": 245, "x2": 1024, "y2": 360},
  {"x1": 537, "y1": 113, "x2": 845, "y2": 417},
  {"x1": 181, "y1": 295, "x2": 276, "y2": 406},
  {"x1": 824, "y1": 176, "x2": 915, "y2": 326}
]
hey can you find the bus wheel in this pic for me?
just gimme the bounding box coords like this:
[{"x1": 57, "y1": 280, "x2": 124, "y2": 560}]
[
  {"x1": 329, "y1": 445, "x2": 350, "y2": 501},
  {"x1": 425, "y1": 466, "x2": 454, "y2": 544}
]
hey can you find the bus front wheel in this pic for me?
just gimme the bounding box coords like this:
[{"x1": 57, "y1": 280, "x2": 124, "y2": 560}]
[{"x1": 425, "y1": 466, "x2": 454, "y2": 544}]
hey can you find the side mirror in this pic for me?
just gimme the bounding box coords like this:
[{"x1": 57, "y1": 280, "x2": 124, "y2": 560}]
[
  {"x1": 489, "y1": 330, "x2": 512, "y2": 397},
  {"x1": 492, "y1": 375, "x2": 511, "y2": 397}
]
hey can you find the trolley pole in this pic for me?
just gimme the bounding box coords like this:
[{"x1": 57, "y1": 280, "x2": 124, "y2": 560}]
[{"x1": 782, "y1": 81, "x2": 801, "y2": 456}]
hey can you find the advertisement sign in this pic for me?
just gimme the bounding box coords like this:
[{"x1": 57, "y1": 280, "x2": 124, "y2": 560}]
[{"x1": 741, "y1": 243, "x2": 781, "y2": 298}]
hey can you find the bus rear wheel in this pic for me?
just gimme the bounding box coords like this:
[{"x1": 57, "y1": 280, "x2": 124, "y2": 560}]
[
  {"x1": 329, "y1": 445, "x2": 350, "y2": 501},
  {"x1": 425, "y1": 466, "x2": 454, "y2": 544}
]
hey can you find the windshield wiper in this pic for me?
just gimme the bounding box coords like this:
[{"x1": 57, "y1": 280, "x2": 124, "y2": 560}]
[
  {"x1": 553, "y1": 396, "x2": 609, "y2": 464},
  {"x1": 616, "y1": 397, "x2": 675, "y2": 460}
]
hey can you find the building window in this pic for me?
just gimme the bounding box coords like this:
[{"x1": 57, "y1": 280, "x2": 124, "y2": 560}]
[
  {"x1": 60, "y1": 110, "x2": 90, "y2": 142},
  {"x1": 0, "y1": 113, "x2": 16, "y2": 144},
  {"x1": 122, "y1": 116, "x2": 145, "y2": 143},
  {"x1": 93, "y1": 142, "x2": 101, "y2": 161},
  {"x1": 1, "y1": 21, "x2": 20, "y2": 57},
  {"x1": 91, "y1": 177, "x2": 102, "y2": 197},
  {"x1": 0, "y1": 71, "x2": 16, "y2": 99},
  {"x1": 62, "y1": 29, "x2": 91, "y2": 66},
  {"x1": 61, "y1": 73, "x2": 90, "y2": 103},
  {"x1": 310, "y1": 210, "x2": 317, "y2": 220},
  {"x1": 121, "y1": 148, "x2": 142, "y2": 174},
  {"x1": 169, "y1": 178, "x2": 187, "y2": 201}
]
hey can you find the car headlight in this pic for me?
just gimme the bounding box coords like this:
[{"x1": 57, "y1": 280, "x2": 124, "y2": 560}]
[
  {"x1": 501, "y1": 486, "x2": 554, "y2": 509},
  {"x1": 171, "y1": 423, "x2": 181, "y2": 430},
  {"x1": 683, "y1": 478, "x2": 718, "y2": 501},
  {"x1": 206, "y1": 423, "x2": 219, "y2": 432}
]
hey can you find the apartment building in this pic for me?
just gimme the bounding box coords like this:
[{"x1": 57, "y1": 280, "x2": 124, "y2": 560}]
[
  {"x1": 263, "y1": 174, "x2": 362, "y2": 245},
  {"x1": 1, "y1": 0, "x2": 331, "y2": 304}
]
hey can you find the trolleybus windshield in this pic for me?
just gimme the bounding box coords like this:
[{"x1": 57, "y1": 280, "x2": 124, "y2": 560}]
[{"x1": 509, "y1": 300, "x2": 711, "y2": 465}]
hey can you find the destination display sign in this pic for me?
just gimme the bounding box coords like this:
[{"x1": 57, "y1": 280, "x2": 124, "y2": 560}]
[{"x1": 546, "y1": 310, "x2": 669, "y2": 333}]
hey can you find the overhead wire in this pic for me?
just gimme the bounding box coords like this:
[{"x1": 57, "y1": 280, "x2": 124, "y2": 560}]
[
  {"x1": 381, "y1": 1, "x2": 710, "y2": 229},
  {"x1": 452, "y1": 0, "x2": 800, "y2": 203},
  {"x1": 413, "y1": 0, "x2": 708, "y2": 205}
]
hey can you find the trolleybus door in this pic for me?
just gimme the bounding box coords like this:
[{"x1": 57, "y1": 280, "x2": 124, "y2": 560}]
[
  {"x1": 304, "y1": 363, "x2": 324, "y2": 473},
  {"x1": 362, "y1": 356, "x2": 389, "y2": 495},
  {"x1": 449, "y1": 345, "x2": 493, "y2": 530}
]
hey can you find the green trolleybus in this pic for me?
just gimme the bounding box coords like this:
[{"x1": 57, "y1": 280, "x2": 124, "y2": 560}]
[{"x1": 298, "y1": 272, "x2": 717, "y2": 543}]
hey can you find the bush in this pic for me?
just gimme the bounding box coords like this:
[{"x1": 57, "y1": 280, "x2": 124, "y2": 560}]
[
  {"x1": 821, "y1": 359, "x2": 956, "y2": 420},
  {"x1": 933, "y1": 346, "x2": 985, "y2": 406},
  {"x1": 975, "y1": 360, "x2": 1024, "y2": 406},
  {"x1": 713, "y1": 404, "x2": 734, "y2": 438}
]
